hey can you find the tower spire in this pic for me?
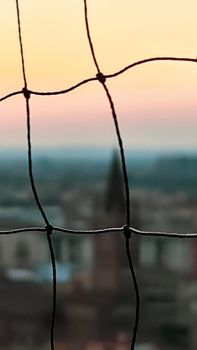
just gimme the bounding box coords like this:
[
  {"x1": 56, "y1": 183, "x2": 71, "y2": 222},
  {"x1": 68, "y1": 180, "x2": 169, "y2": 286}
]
[{"x1": 104, "y1": 150, "x2": 125, "y2": 214}]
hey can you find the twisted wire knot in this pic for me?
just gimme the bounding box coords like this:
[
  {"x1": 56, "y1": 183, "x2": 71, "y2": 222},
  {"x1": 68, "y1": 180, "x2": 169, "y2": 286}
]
[
  {"x1": 123, "y1": 225, "x2": 131, "y2": 239},
  {"x1": 45, "y1": 224, "x2": 54, "y2": 235},
  {"x1": 96, "y1": 72, "x2": 106, "y2": 84},
  {"x1": 22, "y1": 87, "x2": 31, "y2": 100}
]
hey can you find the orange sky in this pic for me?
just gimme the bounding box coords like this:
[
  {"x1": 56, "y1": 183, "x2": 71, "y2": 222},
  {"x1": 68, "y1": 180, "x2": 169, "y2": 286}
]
[{"x1": 0, "y1": 0, "x2": 197, "y2": 150}]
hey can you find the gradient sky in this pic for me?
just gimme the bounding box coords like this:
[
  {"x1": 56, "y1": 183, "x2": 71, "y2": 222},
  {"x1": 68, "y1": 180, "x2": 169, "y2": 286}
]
[{"x1": 0, "y1": 0, "x2": 197, "y2": 150}]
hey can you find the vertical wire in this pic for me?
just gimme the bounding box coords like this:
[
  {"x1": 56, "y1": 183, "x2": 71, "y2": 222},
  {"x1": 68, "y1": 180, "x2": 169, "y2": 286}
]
[
  {"x1": 46, "y1": 230, "x2": 57, "y2": 350},
  {"x1": 83, "y1": 1, "x2": 139, "y2": 348},
  {"x1": 26, "y1": 97, "x2": 56, "y2": 350},
  {"x1": 15, "y1": 2, "x2": 56, "y2": 349},
  {"x1": 101, "y1": 86, "x2": 139, "y2": 349},
  {"x1": 1, "y1": 1, "x2": 196, "y2": 349},
  {"x1": 83, "y1": 0, "x2": 130, "y2": 226},
  {"x1": 102, "y1": 83, "x2": 130, "y2": 226},
  {"x1": 15, "y1": 0, "x2": 49, "y2": 226},
  {"x1": 25, "y1": 97, "x2": 50, "y2": 226},
  {"x1": 125, "y1": 236, "x2": 140, "y2": 350},
  {"x1": 15, "y1": 0, "x2": 27, "y2": 88},
  {"x1": 84, "y1": 0, "x2": 101, "y2": 73}
]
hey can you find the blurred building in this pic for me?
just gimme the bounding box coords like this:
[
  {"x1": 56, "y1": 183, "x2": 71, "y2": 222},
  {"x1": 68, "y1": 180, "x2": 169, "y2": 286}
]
[
  {"x1": 60, "y1": 151, "x2": 197, "y2": 350},
  {"x1": 0, "y1": 150, "x2": 197, "y2": 349}
]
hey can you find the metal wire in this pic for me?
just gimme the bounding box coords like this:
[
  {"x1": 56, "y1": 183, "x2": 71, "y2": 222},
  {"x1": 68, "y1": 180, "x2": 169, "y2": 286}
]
[
  {"x1": 1, "y1": 57, "x2": 196, "y2": 103},
  {"x1": 15, "y1": 2, "x2": 56, "y2": 350},
  {"x1": 83, "y1": 3, "x2": 138, "y2": 345},
  {"x1": 125, "y1": 232, "x2": 140, "y2": 350},
  {"x1": 0, "y1": 1, "x2": 196, "y2": 349},
  {"x1": 0, "y1": 225, "x2": 197, "y2": 238}
]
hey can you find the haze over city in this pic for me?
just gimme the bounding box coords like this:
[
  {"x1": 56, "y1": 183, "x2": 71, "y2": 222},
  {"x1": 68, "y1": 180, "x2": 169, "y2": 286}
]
[{"x1": 1, "y1": 1, "x2": 197, "y2": 350}]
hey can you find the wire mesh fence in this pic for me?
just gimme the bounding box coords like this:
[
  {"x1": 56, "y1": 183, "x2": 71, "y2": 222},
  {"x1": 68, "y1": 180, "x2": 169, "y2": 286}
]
[{"x1": 0, "y1": 1, "x2": 197, "y2": 349}]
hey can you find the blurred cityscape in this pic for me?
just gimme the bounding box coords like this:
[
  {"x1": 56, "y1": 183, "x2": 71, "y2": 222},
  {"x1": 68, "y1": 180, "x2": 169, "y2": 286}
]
[{"x1": 0, "y1": 147, "x2": 197, "y2": 350}]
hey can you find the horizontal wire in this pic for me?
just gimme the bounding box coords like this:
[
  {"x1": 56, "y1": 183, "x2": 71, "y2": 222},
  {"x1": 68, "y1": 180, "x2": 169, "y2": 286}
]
[
  {"x1": 0, "y1": 225, "x2": 197, "y2": 238},
  {"x1": 29, "y1": 77, "x2": 97, "y2": 96},
  {"x1": 1, "y1": 56, "x2": 196, "y2": 103},
  {"x1": 1, "y1": 2, "x2": 196, "y2": 350},
  {"x1": 106, "y1": 56, "x2": 197, "y2": 78},
  {"x1": 0, "y1": 90, "x2": 23, "y2": 102},
  {"x1": 131, "y1": 227, "x2": 197, "y2": 238},
  {"x1": 0, "y1": 227, "x2": 46, "y2": 235},
  {"x1": 53, "y1": 226, "x2": 123, "y2": 234}
]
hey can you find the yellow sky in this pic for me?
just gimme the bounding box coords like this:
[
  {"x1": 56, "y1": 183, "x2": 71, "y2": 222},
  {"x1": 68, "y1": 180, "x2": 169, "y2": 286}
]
[{"x1": 0, "y1": 0, "x2": 197, "y2": 149}]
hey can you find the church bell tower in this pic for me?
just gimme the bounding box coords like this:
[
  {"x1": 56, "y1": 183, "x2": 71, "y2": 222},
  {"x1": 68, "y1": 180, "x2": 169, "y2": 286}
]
[{"x1": 93, "y1": 150, "x2": 140, "y2": 290}]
